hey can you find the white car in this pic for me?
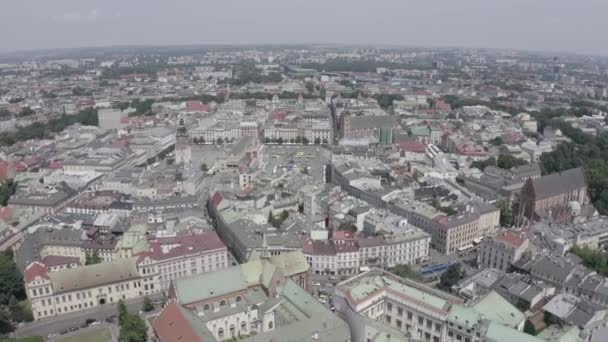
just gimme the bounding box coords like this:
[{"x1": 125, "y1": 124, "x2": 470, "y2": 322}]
[
  {"x1": 312, "y1": 282, "x2": 321, "y2": 287},
  {"x1": 89, "y1": 321, "x2": 101, "y2": 327}
]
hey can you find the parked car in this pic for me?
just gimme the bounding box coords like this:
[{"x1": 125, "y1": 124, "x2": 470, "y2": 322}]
[
  {"x1": 58, "y1": 329, "x2": 68, "y2": 335},
  {"x1": 68, "y1": 327, "x2": 79, "y2": 332},
  {"x1": 85, "y1": 318, "x2": 97, "y2": 325}
]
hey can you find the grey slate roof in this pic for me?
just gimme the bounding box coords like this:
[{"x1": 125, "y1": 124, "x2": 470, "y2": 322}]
[{"x1": 531, "y1": 167, "x2": 586, "y2": 200}]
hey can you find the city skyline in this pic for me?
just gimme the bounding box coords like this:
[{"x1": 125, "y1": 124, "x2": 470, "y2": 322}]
[{"x1": 2, "y1": 0, "x2": 608, "y2": 56}]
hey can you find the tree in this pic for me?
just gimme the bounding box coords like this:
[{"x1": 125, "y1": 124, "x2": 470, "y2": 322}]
[
  {"x1": 118, "y1": 300, "x2": 128, "y2": 325},
  {"x1": 390, "y1": 265, "x2": 417, "y2": 279},
  {"x1": 523, "y1": 320, "x2": 537, "y2": 336},
  {"x1": 305, "y1": 81, "x2": 315, "y2": 94},
  {"x1": 200, "y1": 163, "x2": 209, "y2": 172},
  {"x1": 496, "y1": 155, "x2": 527, "y2": 169},
  {"x1": 18, "y1": 107, "x2": 35, "y2": 117},
  {"x1": 192, "y1": 137, "x2": 199, "y2": 144},
  {"x1": 314, "y1": 138, "x2": 321, "y2": 145},
  {"x1": 372, "y1": 93, "x2": 404, "y2": 109},
  {"x1": 338, "y1": 222, "x2": 357, "y2": 232},
  {"x1": 142, "y1": 296, "x2": 154, "y2": 312},
  {"x1": 0, "y1": 179, "x2": 18, "y2": 206},
  {"x1": 497, "y1": 200, "x2": 513, "y2": 227},
  {"x1": 216, "y1": 137, "x2": 223, "y2": 144},
  {"x1": 119, "y1": 312, "x2": 147, "y2": 342},
  {"x1": 302, "y1": 137, "x2": 309, "y2": 145},
  {"x1": 489, "y1": 137, "x2": 503, "y2": 146},
  {"x1": 85, "y1": 251, "x2": 102, "y2": 265},
  {"x1": 439, "y1": 206, "x2": 457, "y2": 216},
  {"x1": 438, "y1": 263, "x2": 465, "y2": 291},
  {"x1": 322, "y1": 138, "x2": 328, "y2": 144},
  {"x1": 0, "y1": 249, "x2": 26, "y2": 306},
  {"x1": 277, "y1": 137, "x2": 283, "y2": 145}
]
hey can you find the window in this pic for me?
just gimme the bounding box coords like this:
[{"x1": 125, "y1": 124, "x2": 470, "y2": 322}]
[
  {"x1": 241, "y1": 321, "x2": 247, "y2": 331},
  {"x1": 220, "y1": 300, "x2": 226, "y2": 307},
  {"x1": 230, "y1": 325, "x2": 236, "y2": 336},
  {"x1": 407, "y1": 311, "x2": 413, "y2": 320},
  {"x1": 435, "y1": 323, "x2": 441, "y2": 332},
  {"x1": 268, "y1": 321, "x2": 273, "y2": 330},
  {"x1": 386, "y1": 315, "x2": 391, "y2": 324},
  {"x1": 203, "y1": 304, "x2": 210, "y2": 311},
  {"x1": 218, "y1": 328, "x2": 224, "y2": 338},
  {"x1": 236, "y1": 296, "x2": 242, "y2": 302},
  {"x1": 387, "y1": 303, "x2": 392, "y2": 311},
  {"x1": 396, "y1": 319, "x2": 402, "y2": 329},
  {"x1": 398, "y1": 307, "x2": 403, "y2": 316},
  {"x1": 418, "y1": 316, "x2": 424, "y2": 325}
]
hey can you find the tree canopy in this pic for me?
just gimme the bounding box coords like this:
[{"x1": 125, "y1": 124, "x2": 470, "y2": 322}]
[
  {"x1": 0, "y1": 108, "x2": 98, "y2": 147},
  {"x1": 85, "y1": 251, "x2": 102, "y2": 265},
  {"x1": 390, "y1": 264, "x2": 417, "y2": 279},
  {"x1": 438, "y1": 263, "x2": 465, "y2": 291},
  {"x1": 570, "y1": 245, "x2": 608, "y2": 276},
  {"x1": 118, "y1": 300, "x2": 147, "y2": 342},
  {"x1": 0, "y1": 249, "x2": 29, "y2": 334}
]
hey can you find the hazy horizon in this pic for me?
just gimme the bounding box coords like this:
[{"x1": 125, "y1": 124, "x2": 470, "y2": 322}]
[{"x1": 2, "y1": 0, "x2": 608, "y2": 56}]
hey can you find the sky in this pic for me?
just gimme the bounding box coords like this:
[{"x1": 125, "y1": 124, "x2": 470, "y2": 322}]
[{"x1": 1, "y1": 0, "x2": 608, "y2": 55}]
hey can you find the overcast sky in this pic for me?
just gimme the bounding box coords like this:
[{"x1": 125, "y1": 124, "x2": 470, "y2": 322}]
[{"x1": 1, "y1": 0, "x2": 607, "y2": 55}]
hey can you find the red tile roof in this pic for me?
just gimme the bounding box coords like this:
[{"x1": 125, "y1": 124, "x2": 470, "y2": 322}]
[
  {"x1": 40, "y1": 255, "x2": 80, "y2": 267},
  {"x1": 333, "y1": 230, "x2": 354, "y2": 240},
  {"x1": 0, "y1": 207, "x2": 12, "y2": 222},
  {"x1": 153, "y1": 301, "x2": 202, "y2": 342},
  {"x1": 24, "y1": 261, "x2": 49, "y2": 283},
  {"x1": 137, "y1": 232, "x2": 226, "y2": 262},
  {"x1": 210, "y1": 191, "x2": 224, "y2": 208},
  {"x1": 496, "y1": 230, "x2": 526, "y2": 248},
  {"x1": 399, "y1": 141, "x2": 426, "y2": 153},
  {"x1": 186, "y1": 101, "x2": 210, "y2": 113}
]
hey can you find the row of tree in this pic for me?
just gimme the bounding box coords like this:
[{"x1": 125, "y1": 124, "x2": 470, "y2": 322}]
[
  {"x1": 0, "y1": 108, "x2": 98, "y2": 147},
  {"x1": 470, "y1": 154, "x2": 528, "y2": 171},
  {"x1": 0, "y1": 179, "x2": 18, "y2": 207},
  {"x1": 0, "y1": 250, "x2": 32, "y2": 335}
]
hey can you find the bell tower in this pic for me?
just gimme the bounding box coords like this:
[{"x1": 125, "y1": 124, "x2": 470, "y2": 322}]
[{"x1": 175, "y1": 118, "x2": 191, "y2": 165}]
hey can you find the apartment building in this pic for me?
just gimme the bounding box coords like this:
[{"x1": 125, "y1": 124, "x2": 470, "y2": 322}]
[
  {"x1": 336, "y1": 269, "x2": 536, "y2": 342},
  {"x1": 24, "y1": 257, "x2": 160, "y2": 321},
  {"x1": 136, "y1": 231, "x2": 229, "y2": 290},
  {"x1": 478, "y1": 230, "x2": 529, "y2": 272}
]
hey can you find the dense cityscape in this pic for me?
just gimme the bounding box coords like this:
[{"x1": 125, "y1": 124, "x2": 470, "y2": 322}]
[{"x1": 0, "y1": 44, "x2": 608, "y2": 342}]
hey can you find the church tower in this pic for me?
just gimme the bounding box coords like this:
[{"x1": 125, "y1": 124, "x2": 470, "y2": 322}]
[{"x1": 175, "y1": 118, "x2": 191, "y2": 165}]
